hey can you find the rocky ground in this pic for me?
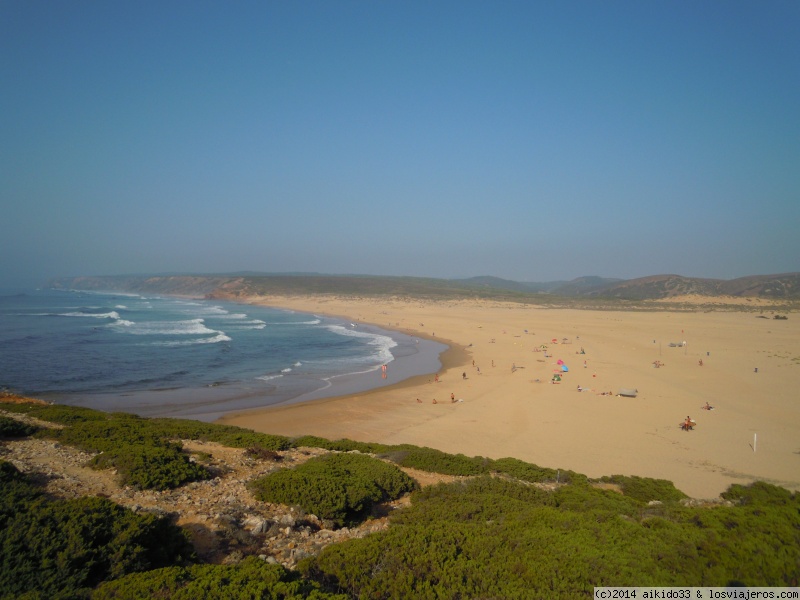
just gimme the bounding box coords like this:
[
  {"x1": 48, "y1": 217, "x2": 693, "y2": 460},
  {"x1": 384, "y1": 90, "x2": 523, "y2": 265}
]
[{"x1": 0, "y1": 409, "x2": 460, "y2": 569}]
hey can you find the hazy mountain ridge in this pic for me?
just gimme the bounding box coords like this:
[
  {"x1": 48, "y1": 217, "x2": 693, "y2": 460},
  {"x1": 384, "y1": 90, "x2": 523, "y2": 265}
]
[{"x1": 49, "y1": 272, "x2": 800, "y2": 301}]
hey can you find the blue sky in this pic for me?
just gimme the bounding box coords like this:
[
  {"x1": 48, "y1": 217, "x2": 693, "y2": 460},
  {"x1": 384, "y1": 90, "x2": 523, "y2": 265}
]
[{"x1": 2, "y1": 1, "x2": 798, "y2": 286}]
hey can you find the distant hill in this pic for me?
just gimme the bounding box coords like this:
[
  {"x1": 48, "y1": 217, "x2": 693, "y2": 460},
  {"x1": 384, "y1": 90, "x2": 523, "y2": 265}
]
[
  {"x1": 49, "y1": 272, "x2": 800, "y2": 302},
  {"x1": 583, "y1": 273, "x2": 800, "y2": 300}
]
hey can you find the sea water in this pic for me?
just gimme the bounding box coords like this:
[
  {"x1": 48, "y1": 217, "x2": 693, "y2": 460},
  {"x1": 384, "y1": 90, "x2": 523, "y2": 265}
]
[{"x1": 0, "y1": 288, "x2": 445, "y2": 420}]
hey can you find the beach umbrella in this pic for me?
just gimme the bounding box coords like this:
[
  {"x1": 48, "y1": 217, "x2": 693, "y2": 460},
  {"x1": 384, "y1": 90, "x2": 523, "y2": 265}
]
[
  {"x1": 561, "y1": 365, "x2": 569, "y2": 372},
  {"x1": 557, "y1": 359, "x2": 564, "y2": 365}
]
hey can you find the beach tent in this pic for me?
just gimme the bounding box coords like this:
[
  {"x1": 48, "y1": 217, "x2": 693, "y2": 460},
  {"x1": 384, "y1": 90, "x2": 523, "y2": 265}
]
[{"x1": 618, "y1": 388, "x2": 638, "y2": 398}]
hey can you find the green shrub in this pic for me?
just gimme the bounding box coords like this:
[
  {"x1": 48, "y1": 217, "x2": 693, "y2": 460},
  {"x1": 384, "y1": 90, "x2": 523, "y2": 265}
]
[
  {"x1": 0, "y1": 415, "x2": 39, "y2": 438},
  {"x1": 381, "y1": 444, "x2": 491, "y2": 476},
  {"x1": 721, "y1": 481, "x2": 796, "y2": 506},
  {"x1": 0, "y1": 461, "x2": 44, "y2": 525},
  {"x1": 48, "y1": 419, "x2": 165, "y2": 452},
  {"x1": 145, "y1": 418, "x2": 292, "y2": 450},
  {"x1": 9, "y1": 404, "x2": 107, "y2": 425},
  {"x1": 251, "y1": 453, "x2": 416, "y2": 527},
  {"x1": 291, "y1": 435, "x2": 389, "y2": 454},
  {"x1": 91, "y1": 556, "x2": 348, "y2": 599},
  {"x1": 491, "y1": 457, "x2": 589, "y2": 485},
  {"x1": 90, "y1": 444, "x2": 210, "y2": 490},
  {"x1": 0, "y1": 473, "x2": 194, "y2": 599},
  {"x1": 596, "y1": 474, "x2": 688, "y2": 503},
  {"x1": 303, "y1": 475, "x2": 800, "y2": 596}
]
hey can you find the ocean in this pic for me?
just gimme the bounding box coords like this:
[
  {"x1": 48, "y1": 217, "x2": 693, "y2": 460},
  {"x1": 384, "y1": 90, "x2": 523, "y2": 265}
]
[{"x1": 0, "y1": 288, "x2": 446, "y2": 421}]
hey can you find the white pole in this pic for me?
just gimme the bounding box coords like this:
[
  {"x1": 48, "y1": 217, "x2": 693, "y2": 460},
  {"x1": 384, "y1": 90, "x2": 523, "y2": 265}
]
[{"x1": 754, "y1": 433, "x2": 757, "y2": 453}]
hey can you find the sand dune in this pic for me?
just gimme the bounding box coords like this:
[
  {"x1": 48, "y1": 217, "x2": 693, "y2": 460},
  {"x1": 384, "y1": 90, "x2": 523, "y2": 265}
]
[{"x1": 218, "y1": 295, "x2": 800, "y2": 499}]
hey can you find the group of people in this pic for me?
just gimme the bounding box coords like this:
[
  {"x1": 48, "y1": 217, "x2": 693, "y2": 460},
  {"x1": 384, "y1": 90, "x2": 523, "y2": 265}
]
[
  {"x1": 417, "y1": 392, "x2": 462, "y2": 405},
  {"x1": 681, "y1": 402, "x2": 715, "y2": 430}
]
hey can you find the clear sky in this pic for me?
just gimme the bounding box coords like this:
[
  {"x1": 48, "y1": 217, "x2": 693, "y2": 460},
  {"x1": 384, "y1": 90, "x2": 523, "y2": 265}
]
[{"x1": 2, "y1": 1, "x2": 798, "y2": 286}]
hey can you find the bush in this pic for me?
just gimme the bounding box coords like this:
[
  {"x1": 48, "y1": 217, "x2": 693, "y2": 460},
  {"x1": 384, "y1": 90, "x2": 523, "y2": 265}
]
[
  {"x1": 0, "y1": 467, "x2": 194, "y2": 599},
  {"x1": 291, "y1": 435, "x2": 389, "y2": 454},
  {"x1": 90, "y1": 444, "x2": 210, "y2": 491},
  {"x1": 721, "y1": 481, "x2": 796, "y2": 506},
  {"x1": 380, "y1": 444, "x2": 491, "y2": 476},
  {"x1": 145, "y1": 418, "x2": 292, "y2": 451},
  {"x1": 596, "y1": 474, "x2": 688, "y2": 504},
  {"x1": 91, "y1": 556, "x2": 349, "y2": 599},
  {"x1": 5, "y1": 403, "x2": 108, "y2": 425},
  {"x1": 251, "y1": 453, "x2": 416, "y2": 527},
  {"x1": 48, "y1": 419, "x2": 165, "y2": 452},
  {"x1": 0, "y1": 461, "x2": 44, "y2": 525},
  {"x1": 303, "y1": 475, "x2": 800, "y2": 596},
  {"x1": 491, "y1": 457, "x2": 588, "y2": 485},
  {"x1": 0, "y1": 415, "x2": 39, "y2": 438}
]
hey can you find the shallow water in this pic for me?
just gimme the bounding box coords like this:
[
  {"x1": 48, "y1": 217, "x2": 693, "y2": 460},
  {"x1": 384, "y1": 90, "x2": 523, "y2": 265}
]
[{"x1": 0, "y1": 288, "x2": 445, "y2": 420}]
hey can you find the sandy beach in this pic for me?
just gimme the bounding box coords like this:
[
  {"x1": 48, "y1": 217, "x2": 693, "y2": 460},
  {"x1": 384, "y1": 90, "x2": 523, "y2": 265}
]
[{"x1": 218, "y1": 295, "x2": 800, "y2": 499}]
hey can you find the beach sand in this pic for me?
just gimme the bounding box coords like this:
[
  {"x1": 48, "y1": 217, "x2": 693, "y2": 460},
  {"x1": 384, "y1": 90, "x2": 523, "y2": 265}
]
[{"x1": 218, "y1": 295, "x2": 800, "y2": 499}]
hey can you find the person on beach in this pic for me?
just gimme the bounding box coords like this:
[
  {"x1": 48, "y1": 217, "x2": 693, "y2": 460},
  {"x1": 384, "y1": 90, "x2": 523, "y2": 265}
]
[
  {"x1": 462, "y1": 372, "x2": 467, "y2": 380},
  {"x1": 682, "y1": 416, "x2": 694, "y2": 431},
  {"x1": 434, "y1": 374, "x2": 439, "y2": 383},
  {"x1": 451, "y1": 393, "x2": 455, "y2": 402},
  {"x1": 432, "y1": 398, "x2": 437, "y2": 404}
]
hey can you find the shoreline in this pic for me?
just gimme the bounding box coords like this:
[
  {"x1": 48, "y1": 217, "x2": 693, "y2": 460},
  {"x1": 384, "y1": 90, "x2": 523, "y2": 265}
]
[
  {"x1": 218, "y1": 294, "x2": 800, "y2": 499},
  {"x1": 51, "y1": 301, "x2": 449, "y2": 423}
]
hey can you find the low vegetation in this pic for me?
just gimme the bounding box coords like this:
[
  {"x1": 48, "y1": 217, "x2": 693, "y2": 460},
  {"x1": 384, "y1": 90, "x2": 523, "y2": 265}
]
[
  {"x1": 0, "y1": 414, "x2": 39, "y2": 438},
  {"x1": 91, "y1": 557, "x2": 349, "y2": 600},
  {"x1": 0, "y1": 461, "x2": 195, "y2": 599},
  {"x1": 1, "y1": 401, "x2": 798, "y2": 598},
  {"x1": 250, "y1": 453, "x2": 417, "y2": 527},
  {"x1": 1, "y1": 403, "x2": 290, "y2": 490}
]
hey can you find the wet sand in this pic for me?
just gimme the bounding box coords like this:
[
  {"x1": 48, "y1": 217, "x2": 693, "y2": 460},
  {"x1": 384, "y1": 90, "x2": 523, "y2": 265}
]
[{"x1": 218, "y1": 295, "x2": 800, "y2": 499}]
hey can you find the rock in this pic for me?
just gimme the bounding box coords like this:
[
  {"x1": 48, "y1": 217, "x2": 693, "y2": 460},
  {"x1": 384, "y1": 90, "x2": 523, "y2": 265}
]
[{"x1": 278, "y1": 514, "x2": 296, "y2": 527}]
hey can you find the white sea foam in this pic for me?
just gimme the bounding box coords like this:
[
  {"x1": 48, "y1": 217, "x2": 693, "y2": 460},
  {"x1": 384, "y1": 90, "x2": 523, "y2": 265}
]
[
  {"x1": 213, "y1": 313, "x2": 248, "y2": 320},
  {"x1": 233, "y1": 323, "x2": 266, "y2": 330},
  {"x1": 60, "y1": 311, "x2": 121, "y2": 320},
  {"x1": 269, "y1": 319, "x2": 321, "y2": 326},
  {"x1": 281, "y1": 367, "x2": 292, "y2": 373},
  {"x1": 325, "y1": 325, "x2": 397, "y2": 364},
  {"x1": 115, "y1": 318, "x2": 219, "y2": 336},
  {"x1": 110, "y1": 319, "x2": 135, "y2": 327},
  {"x1": 115, "y1": 305, "x2": 128, "y2": 310},
  {"x1": 154, "y1": 332, "x2": 231, "y2": 346},
  {"x1": 256, "y1": 374, "x2": 283, "y2": 382}
]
